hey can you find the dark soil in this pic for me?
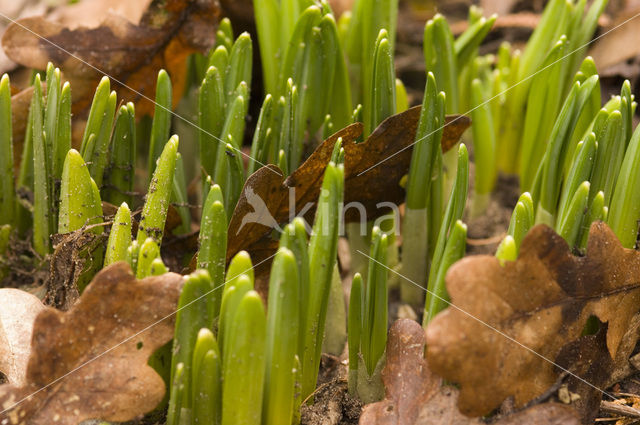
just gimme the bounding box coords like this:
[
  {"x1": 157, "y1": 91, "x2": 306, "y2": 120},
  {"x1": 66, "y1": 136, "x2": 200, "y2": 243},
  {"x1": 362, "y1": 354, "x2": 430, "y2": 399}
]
[
  {"x1": 0, "y1": 234, "x2": 47, "y2": 295},
  {"x1": 466, "y1": 173, "x2": 521, "y2": 256},
  {"x1": 301, "y1": 354, "x2": 362, "y2": 425}
]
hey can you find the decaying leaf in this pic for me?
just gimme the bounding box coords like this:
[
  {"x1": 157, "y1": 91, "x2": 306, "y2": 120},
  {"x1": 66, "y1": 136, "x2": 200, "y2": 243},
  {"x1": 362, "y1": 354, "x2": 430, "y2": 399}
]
[
  {"x1": 226, "y1": 107, "x2": 470, "y2": 268},
  {"x1": 0, "y1": 289, "x2": 45, "y2": 386},
  {"x1": 47, "y1": 228, "x2": 107, "y2": 310},
  {"x1": 360, "y1": 319, "x2": 579, "y2": 425},
  {"x1": 426, "y1": 222, "x2": 640, "y2": 417},
  {"x1": 0, "y1": 262, "x2": 183, "y2": 425},
  {"x1": 2, "y1": 0, "x2": 220, "y2": 115}
]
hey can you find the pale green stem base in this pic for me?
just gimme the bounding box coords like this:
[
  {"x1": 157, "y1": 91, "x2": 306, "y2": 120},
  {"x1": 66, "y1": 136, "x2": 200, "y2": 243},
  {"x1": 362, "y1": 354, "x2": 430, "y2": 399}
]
[
  {"x1": 322, "y1": 265, "x2": 347, "y2": 356},
  {"x1": 535, "y1": 204, "x2": 555, "y2": 227},
  {"x1": 356, "y1": 354, "x2": 386, "y2": 404},
  {"x1": 399, "y1": 208, "x2": 428, "y2": 308}
]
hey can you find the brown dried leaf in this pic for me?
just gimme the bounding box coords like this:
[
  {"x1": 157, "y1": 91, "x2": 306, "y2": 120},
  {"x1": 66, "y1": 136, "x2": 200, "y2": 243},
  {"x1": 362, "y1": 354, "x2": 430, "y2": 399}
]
[
  {"x1": 359, "y1": 319, "x2": 579, "y2": 425},
  {"x1": 47, "y1": 228, "x2": 107, "y2": 310},
  {"x1": 226, "y1": 107, "x2": 470, "y2": 268},
  {"x1": 2, "y1": 0, "x2": 220, "y2": 115},
  {"x1": 0, "y1": 262, "x2": 184, "y2": 425},
  {"x1": 590, "y1": 7, "x2": 640, "y2": 71},
  {"x1": 0, "y1": 289, "x2": 45, "y2": 386},
  {"x1": 47, "y1": 0, "x2": 153, "y2": 29},
  {"x1": 426, "y1": 222, "x2": 640, "y2": 417}
]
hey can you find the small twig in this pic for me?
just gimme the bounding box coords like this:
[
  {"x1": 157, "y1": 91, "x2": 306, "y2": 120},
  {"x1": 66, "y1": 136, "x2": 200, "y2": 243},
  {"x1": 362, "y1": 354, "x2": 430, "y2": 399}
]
[
  {"x1": 301, "y1": 381, "x2": 333, "y2": 406},
  {"x1": 600, "y1": 400, "x2": 640, "y2": 419}
]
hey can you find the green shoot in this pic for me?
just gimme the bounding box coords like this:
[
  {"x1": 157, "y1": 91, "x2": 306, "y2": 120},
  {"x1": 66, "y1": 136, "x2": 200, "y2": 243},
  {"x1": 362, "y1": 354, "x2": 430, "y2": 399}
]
[
  {"x1": 197, "y1": 183, "x2": 227, "y2": 321},
  {"x1": 263, "y1": 248, "x2": 300, "y2": 424},
  {"x1": 104, "y1": 202, "x2": 132, "y2": 266},
  {"x1": 136, "y1": 135, "x2": 179, "y2": 245},
  {"x1": 608, "y1": 123, "x2": 640, "y2": 248},
  {"x1": 301, "y1": 159, "x2": 344, "y2": 400},
  {"x1": 221, "y1": 291, "x2": 266, "y2": 425},
  {"x1": 148, "y1": 70, "x2": 173, "y2": 179},
  {"x1": 0, "y1": 74, "x2": 14, "y2": 227},
  {"x1": 104, "y1": 103, "x2": 136, "y2": 206}
]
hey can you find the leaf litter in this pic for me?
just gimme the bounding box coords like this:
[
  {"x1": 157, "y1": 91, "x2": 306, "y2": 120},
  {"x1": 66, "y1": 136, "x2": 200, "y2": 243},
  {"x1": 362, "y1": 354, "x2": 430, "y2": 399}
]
[
  {"x1": 0, "y1": 262, "x2": 183, "y2": 425},
  {"x1": 225, "y1": 107, "x2": 470, "y2": 285},
  {"x1": 426, "y1": 221, "x2": 640, "y2": 422},
  {"x1": 360, "y1": 319, "x2": 580, "y2": 425},
  {"x1": 2, "y1": 0, "x2": 220, "y2": 116}
]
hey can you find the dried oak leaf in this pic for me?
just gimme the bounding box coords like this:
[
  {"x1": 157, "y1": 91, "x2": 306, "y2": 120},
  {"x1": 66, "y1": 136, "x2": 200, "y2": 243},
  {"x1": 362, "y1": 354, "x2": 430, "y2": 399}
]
[
  {"x1": 0, "y1": 262, "x2": 184, "y2": 425},
  {"x1": 0, "y1": 289, "x2": 45, "y2": 386},
  {"x1": 360, "y1": 319, "x2": 579, "y2": 425},
  {"x1": 2, "y1": 0, "x2": 220, "y2": 115},
  {"x1": 426, "y1": 222, "x2": 640, "y2": 417},
  {"x1": 226, "y1": 107, "x2": 470, "y2": 268}
]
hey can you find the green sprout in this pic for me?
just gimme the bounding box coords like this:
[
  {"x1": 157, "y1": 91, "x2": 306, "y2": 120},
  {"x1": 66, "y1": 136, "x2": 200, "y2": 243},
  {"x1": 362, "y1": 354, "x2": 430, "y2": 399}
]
[
  {"x1": 104, "y1": 202, "x2": 132, "y2": 266},
  {"x1": 136, "y1": 238, "x2": 162, "y2": 279},
  {"x1": 148, "y1": 70, "x2": 173, "y2": 178},
  {"x1": 263, "y1": 248, "x2": 300, "y2": 424},
  {"x1": 31, "y1": 74, "x2": 50, "y2": 256},
  {"x1": 300, "y1": 157, "x2": 344, "y2": 400},
  {"x1": 424, "y1": 144, "x2": 469, "y2": 325},
  {"x1": 103, "y1": 103, "x2": 136, "y2": 206},
  {"x1": 167, "y1": 270, "x2": 213, "y2": 425},
  {"x1": 0, "y1": 74, "x2": 14, "y2": 228},
  {"x1": 221, "y1": 290, "x2": 266, "y2": 424},
  {"x1": 136, "y1": 135, "x2": 179, "y2": 246},
  {"x1": 348, "y1": 227, "x2": 389, "y2": 403},
  {"x1": 608, "y1": 123, "x2": 640, "y2": 248},
  {"x1": 197, "y1": 183, "x2": 227, "y2": 320},
  {"x1": 80, "y1": 76, "x2": 117, "y2": 188},
  {"x1": 400, "y1": 72, "x2": 444, "y2": 304}
]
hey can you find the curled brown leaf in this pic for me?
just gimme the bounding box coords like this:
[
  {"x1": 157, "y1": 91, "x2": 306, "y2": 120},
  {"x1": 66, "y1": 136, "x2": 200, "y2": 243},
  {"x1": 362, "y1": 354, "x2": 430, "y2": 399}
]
[
  {"x1": 426, "y1": 222, "x2": 640, "y2": 417},
  {"x1": 359, "y1": 319, "x2": 579, "y2": 425},
  {"x1": 0, "y1": 262, "x2": 183, "y2": 425},
  {"x1": 226, "y1": 107, "x2": 470, "y2": 273},
  {"x1": 2, "y1": 0, "x2": 220, "y2": 116}
]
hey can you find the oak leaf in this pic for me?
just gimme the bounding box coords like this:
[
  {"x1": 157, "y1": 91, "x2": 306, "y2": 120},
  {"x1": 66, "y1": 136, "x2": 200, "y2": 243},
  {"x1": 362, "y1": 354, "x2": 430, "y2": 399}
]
[
  {"x1": 0, "y1": 289, "x2": 45, "y2": 386},
  {"x1": 226, "y1": 107, "x2": 470, "y2": 270},
  {"x1": 2, "y1": 0, "x2": 220, "y2": 116},
  {"x1": 426, "y1": 222, "x2": 640, "y2": 417},
  {"x1": 360, "y1": 319, "x2": 580, "y2": 425},
  {"x1": 0, "y1": 262, "x2": 183, "y2": 425}
]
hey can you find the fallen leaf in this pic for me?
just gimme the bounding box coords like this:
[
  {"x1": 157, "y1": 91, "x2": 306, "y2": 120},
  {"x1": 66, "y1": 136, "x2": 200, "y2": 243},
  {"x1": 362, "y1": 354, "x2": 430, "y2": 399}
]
[
  {"x1": 2, "y1": 0, "x2": 220, "y2": 116},
  {"x1": 426, "y1": 222, "x2": 640, "y2": 417},
  {"x1": 359, "y1": 319, "x2": 580, "y2": 425},
  {"x1": 47, "y1": 228, "x2": 107, "y2": 310},
  {"x1": 0, "y1": 289, "x2": 45, "y2": 386},
  {"x1": 226, "y1": 107, "x2": 470, "y2": 268},
  {"x1": 590, "y1": 7, "x2": 640, "y2": 71},
  {"x1": 47, "y1": 0, "x2": 153, "y2": 29},
  {"x1": 0, "y1": 262, "x2": 184, "y2": 425},
  {"x1": 0, "y1": 0, "x2": 46, "y2": 74}
]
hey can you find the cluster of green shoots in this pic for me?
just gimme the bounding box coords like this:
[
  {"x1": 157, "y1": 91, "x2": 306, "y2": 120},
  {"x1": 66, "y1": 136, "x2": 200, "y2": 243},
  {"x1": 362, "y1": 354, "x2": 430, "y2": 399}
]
[
  {"x1": 497, "y1": 76, "x2": 640, "y2": 260},
  {"x1": 422, "y1": 0, "x2": 607, "y2": 216},
  {"x1": 166, "y1": 141, "x2": 344, "y2": 424},
  {"x1": 4, "y1": 0, "x2": 640, "y2": 422}
]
